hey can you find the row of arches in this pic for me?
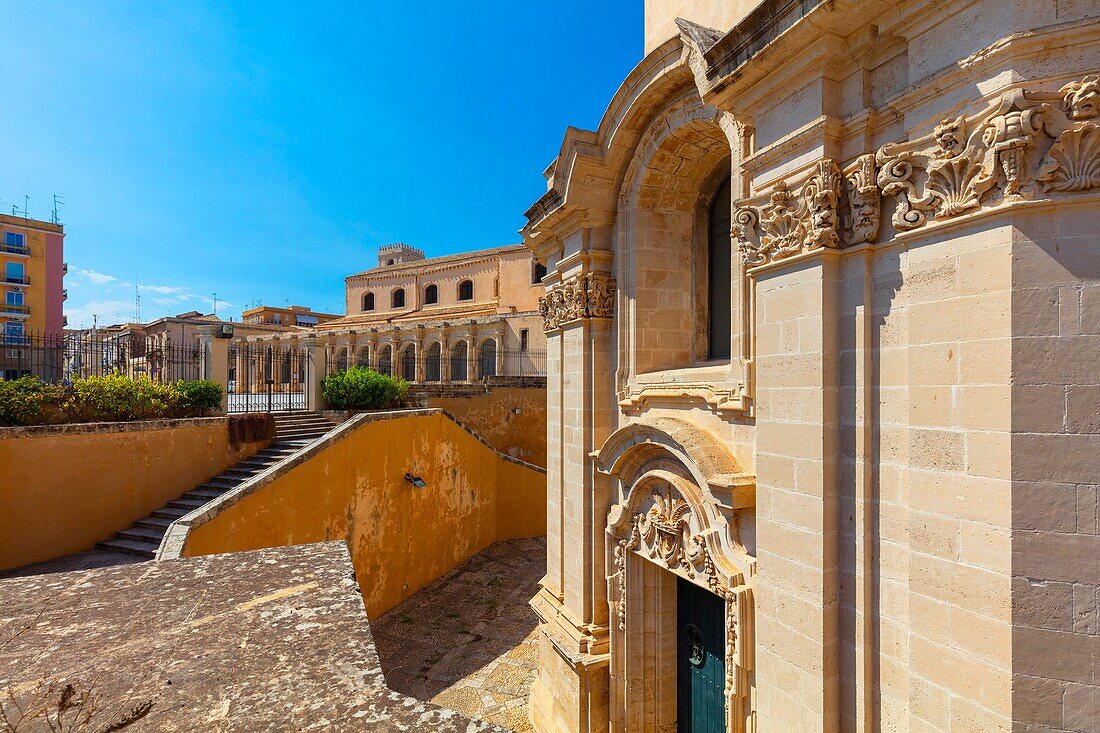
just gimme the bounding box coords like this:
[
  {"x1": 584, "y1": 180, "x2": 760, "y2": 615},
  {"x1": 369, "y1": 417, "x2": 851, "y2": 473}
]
[
  {"x1": 329, "y1": 337, "x2": 498, "y2": 383},
  {"x1": 361, "y1": 279, "x2": 475, "y2": 312}
]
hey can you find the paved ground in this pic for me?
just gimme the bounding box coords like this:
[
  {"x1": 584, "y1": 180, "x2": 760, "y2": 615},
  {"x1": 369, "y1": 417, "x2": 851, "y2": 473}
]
[
  {"x1": 0, "y1": 548, "x2": 142, "y2": 578},
  {"x1": 372, "y1": 536, "x2": 545, "y2": 733}
]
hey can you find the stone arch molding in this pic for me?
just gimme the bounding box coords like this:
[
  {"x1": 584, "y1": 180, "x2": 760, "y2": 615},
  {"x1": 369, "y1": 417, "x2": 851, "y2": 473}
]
[{"x1": 600, "y1": 418, "x2": 755, "y2": 732}]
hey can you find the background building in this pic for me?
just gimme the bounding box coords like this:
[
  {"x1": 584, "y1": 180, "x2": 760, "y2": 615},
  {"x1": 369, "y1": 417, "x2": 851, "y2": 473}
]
[
  {"x1": 1, "y1": 214, "x2": 66, "y2": 380},
  {"x1": 241, "y1": 304, "x2": 341, "y2": 328},
  {"x1": 0, "y1": 214, "x2": 65, "y2": 341},
  {"x1": 315, "y1": 242, "x2": 547, "y2": 383}
]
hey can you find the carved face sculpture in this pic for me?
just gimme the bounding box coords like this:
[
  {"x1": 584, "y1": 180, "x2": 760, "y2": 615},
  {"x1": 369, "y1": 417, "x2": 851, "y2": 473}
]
[
  {"x1": 1062, "y1": 75, "x2": 1100, "y2": 120},
  {"x1": 810, "y1": 189, "x2": 837, "y2": 231},
  {"x1": 934, "y1": 116, "x2": 966, "y2": 158}
]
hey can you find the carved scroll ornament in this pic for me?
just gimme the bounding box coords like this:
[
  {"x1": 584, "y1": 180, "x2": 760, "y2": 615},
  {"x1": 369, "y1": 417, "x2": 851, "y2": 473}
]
[
  {"x1": 538, "y1": 273, "x2": 615, "y2": 332},
  {"x1": 734, "y1": 75, "x2": 1100, "y2": 268}
]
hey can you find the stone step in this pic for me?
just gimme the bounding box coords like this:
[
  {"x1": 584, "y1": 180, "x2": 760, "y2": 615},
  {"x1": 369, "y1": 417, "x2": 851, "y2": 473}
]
[
  {"x1": 136, "y1": 516, "x2": 175, "y2": 530},
  {"x1": 152, "y1": 506, "x2": 191, "y2": 520},
  {"x1": 183, "y1": 488, "x2": 223, "y2": 501},
  {"x1": 96, "y1": 537, "x2": 157, "y2": 558},
  {"x1": 118, "y1": 526, "x2": 167, "y2": 543},
  {"x1": 168, "y1": 497, "x2": 207, "y2": 511}
]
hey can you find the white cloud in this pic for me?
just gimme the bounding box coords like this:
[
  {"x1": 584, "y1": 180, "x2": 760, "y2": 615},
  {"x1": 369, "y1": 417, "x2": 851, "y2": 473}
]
[
  {"x1": 139, "y1": 284, "x2": 189, "y2": 295},
  {"x1": 64, "y1": 299, "x2": 138, "y2": 329},
  {"x1": 76, "y1": 269, "x2": 117, "y2": 285}
]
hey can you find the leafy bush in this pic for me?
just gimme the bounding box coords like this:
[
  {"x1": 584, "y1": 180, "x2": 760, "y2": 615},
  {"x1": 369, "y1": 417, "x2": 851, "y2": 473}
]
[
  {"x1": 175, "y1": 379, "x2": 223, "y2": 414},
  {"x1": 322, "y1": 366, "x2": 408, "y2": 410},
  {"x1": 0, "y1": 376, "x2": 52, "y2": 426},
  {"x1": 0, "y1": 375, "x2": 226, "y2": 426}
]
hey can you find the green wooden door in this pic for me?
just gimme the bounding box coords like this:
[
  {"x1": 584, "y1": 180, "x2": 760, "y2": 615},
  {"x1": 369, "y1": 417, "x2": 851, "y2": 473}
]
[{"x1": 677, "y1": 576, "x2": 726, "y2": 733}]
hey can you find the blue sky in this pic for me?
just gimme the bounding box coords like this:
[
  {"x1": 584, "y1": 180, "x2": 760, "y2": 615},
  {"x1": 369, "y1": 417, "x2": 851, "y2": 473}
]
[{"x1": 3, "y1": 2, "x2": 642, "y2": 328}]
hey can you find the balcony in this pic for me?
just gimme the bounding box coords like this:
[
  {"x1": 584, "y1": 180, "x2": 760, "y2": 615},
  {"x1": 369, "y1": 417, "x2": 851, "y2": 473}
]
[
  {"x1": 1, "y1": 304, "x2": 30, "y2": 318},
  {"x1": 62, "y1": 262, "x2": 68, "y2": 275},
  {"x1": 63, "y1": 289, "x2": 68, "y2": 300},
  {"x1": 5, "y1": 276, "x2": 30, "y2": 287},
  {"x1": 0, "y1": 334, "x2": 30, "y2": 346},
  {"x1": 1, "y1": 243, "x2": 30, "y2": 257}
]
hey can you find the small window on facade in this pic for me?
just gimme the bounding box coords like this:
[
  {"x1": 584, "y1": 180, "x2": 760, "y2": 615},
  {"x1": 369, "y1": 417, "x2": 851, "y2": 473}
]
[
  {"x1": 458, "y1": 280, "x2": 473, "y2": 301},
  {"x1": 520, "y1": 328, "x2": 529, "y2": 352},
  {"x1": 532, "y1": 261, "x2": 547, "y2": 284},
  {"x1": 425, "y1": 284, "x2": 438, "y2": 304},
  {"x1": 5, "y1": 232, "x2": 24, "y2": 247},
  {"x1": 5, "y1": 262, "x2": 24, "y2": 283},
  {"x1": 363, "y1": 292, "x2": 375, "y2": 311},
  {"x1": 6, "y1": 291, "x2": 24, "y2": 306},
  {"x1": 392, "y1": 288, "x2": 406, "y2": 308}
]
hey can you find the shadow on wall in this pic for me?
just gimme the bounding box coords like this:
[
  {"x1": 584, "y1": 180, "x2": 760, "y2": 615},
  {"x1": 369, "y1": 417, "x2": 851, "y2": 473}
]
[{"x1": 169, "y1": 409, "x2": 547, "y2": 618}]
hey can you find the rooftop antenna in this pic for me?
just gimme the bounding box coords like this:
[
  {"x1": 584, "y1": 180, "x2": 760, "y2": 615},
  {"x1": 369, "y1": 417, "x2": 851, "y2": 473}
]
[
  {"x1": 212, "y1": 293, "x2": 218, "y2": 318},
  {"x1": 135, "y1": 284, "x2": 142, "y2": 323},
  {"x1": 22, "y1": 195, "x2": 29, "y2": 219},
  {"x1": 51, "y1": 195, "x2": 65, "y2": 224}
]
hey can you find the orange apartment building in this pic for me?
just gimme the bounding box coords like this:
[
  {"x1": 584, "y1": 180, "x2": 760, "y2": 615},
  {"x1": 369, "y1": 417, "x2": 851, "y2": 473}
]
[{"x1": 1, "y1": 214, "x2": 65, "y2": 378}]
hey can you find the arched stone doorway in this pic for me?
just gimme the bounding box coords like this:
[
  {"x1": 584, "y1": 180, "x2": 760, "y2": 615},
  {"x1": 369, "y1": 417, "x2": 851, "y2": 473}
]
[{"x1": 598, "y1": 418, "x2": 756, "y2": 733}]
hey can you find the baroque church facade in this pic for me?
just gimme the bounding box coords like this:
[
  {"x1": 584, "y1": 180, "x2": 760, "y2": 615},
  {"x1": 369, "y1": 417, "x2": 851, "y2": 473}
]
[{"x1": 523, "y1": 1, "x2": 1099, "y2": 732}]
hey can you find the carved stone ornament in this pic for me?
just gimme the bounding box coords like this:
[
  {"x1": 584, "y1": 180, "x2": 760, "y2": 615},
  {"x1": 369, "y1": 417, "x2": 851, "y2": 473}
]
[
  {"x1": 538, "y1": 273, "x2": 616, "y2": 332},
  {"x1": 734, "y1": 159, "x2": 842, "y2": 267},
  {"x1": 734, "y1": 76, "x2": 1100, "y2": 268},
  {"x1": 876, "y1": 78, "x2": 1100, "y2": 231},
  {"x1": 842, "y1": 154, "x2": 881, "y2": 245}
]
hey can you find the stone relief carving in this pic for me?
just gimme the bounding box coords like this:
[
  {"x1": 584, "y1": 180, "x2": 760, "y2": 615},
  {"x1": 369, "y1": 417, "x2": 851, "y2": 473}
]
[
  {"x1": 733, "y1": 76, "x2": 1100, "y2": 268},
  {"x1": 842, "y1": 154, "x2": 880, "y2": 245},
  {"x1": 734, "y1": 160, "x2": 842, "y2": 267},
  {"x1": 538, "y1": 273, "x2": 616, "y2": 331}
]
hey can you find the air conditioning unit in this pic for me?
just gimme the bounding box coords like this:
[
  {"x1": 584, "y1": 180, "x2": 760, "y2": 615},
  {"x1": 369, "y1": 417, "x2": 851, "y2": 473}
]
[{"x1": 217, "y1": 323, "x2": 234, "y2": 339}]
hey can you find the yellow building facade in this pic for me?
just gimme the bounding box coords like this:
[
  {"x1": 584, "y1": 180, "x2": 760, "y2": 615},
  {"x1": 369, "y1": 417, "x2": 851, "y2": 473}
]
[{"x1": 1, "y1": 214, "x2": 65, "y2": 379}]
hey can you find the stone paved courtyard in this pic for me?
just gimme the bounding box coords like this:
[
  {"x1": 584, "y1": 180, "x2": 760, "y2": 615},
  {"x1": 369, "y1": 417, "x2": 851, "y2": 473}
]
[{"x1": 372, "y1": 536, "x2": 545, "y2": 732}]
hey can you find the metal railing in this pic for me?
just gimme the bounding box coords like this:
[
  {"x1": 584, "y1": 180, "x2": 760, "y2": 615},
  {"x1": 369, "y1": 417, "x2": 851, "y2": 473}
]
[
  {"x1": 0, "y1": 243, "x2": 30, "y2": 256},
  {"x1": 0, "y1": 330, "x2": 203, "y2": 384}
]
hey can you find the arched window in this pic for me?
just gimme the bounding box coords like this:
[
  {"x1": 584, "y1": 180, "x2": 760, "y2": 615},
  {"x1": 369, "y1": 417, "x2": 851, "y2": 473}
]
[
  {"x1": 392, "y1": 288, "x2": 406, "y2": 308},
  {"x1": 708, "y1": 178, "x2": 732, "y2": 360},
  {"x1": 400, "y1": 344, "x2": 416, "y2": 382},
  {"x1": 450, "y1": 341, "x2": 468, "y2": 382},
  {"x1": 363, "y1": 292, "x2": 375, "y2": 311},
  {"x1": 532, "y1": 261, "x2": 547, "y2": 284},
  {"x1": 425, "y1": 284, "x2": 438, "y2": 304},
  {"x1": 378, "y1": 345, "x2": 393, "y2": 375},
  {"x1": 478, "y1": 338, "x2": 497, "y2": 379},
  {"x1": 458, "y1": 279, "x2": 474, "y2": 301},
  {"x1": 424, "y1": 342, "x2": 442, "y2": 382}
]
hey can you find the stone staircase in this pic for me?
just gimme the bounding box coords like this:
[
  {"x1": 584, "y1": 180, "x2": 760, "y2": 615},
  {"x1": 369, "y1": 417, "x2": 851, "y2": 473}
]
[{"x1": 96, "y1": 412, "x2": 337, "y2": 558}]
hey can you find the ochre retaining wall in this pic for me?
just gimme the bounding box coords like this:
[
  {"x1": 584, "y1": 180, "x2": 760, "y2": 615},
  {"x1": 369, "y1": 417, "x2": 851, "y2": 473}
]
[
  {"x1": 0, "y1": 417, "x2": 269, "y2": 571},
  {"x1": 412, "y1": 385, "x2": 547, "y2": 467},
  {"x1": 179, "y1": 410, "x2": 546, "y2": 618}
]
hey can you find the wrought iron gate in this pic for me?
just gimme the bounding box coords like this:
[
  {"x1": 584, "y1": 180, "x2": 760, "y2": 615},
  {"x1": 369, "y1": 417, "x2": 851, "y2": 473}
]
[{"x1": 227, "y1": 342, "x2": 310, "y2": 413}]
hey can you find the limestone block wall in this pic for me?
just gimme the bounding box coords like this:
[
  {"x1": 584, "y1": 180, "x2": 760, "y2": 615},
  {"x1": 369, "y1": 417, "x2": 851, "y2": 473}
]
[
  {"x1": 177, "y1": 410, "x2": 546, "y2": 618},
  {"x1": 0, "y1": 417, "x2": 269, "y2": 571},
  {"x1": 1010, "y1": 204, "x2": 1100, "y2": 733}
]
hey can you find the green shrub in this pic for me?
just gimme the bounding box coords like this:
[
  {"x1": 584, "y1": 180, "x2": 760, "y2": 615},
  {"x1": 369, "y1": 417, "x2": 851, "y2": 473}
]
[
  {"x1": 322, "y1": 366, "x2": 408, "y2": 410},
  {"x1": 0, "y1": 376, "x2": 51, "y2": 426},
  {"x1": 175, "y1": 379, "x2": 223, "y2": 414},
  {"x1": 0, "y1": 374, "x2": 226, "y2": 426}
]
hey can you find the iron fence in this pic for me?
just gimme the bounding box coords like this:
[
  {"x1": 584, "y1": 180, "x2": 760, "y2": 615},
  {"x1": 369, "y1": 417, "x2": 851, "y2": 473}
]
[
  {"x1": 227, "y1": 341, "x2": 309, "y2": 413},
  {"x1": 323, "y1": 347, "x2": 545, "y2": 383},
  {"x1": 0, "y1": 331, "x2": 202, "y2": 384}
]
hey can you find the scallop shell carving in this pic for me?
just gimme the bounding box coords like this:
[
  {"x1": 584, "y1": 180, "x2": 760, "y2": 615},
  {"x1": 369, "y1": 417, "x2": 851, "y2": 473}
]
[{"x1": 1038, "y1": 122, "x2": 1100, "y2": 192}]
